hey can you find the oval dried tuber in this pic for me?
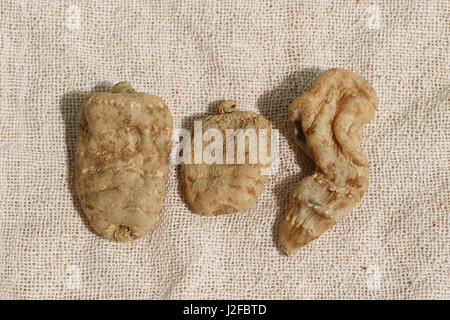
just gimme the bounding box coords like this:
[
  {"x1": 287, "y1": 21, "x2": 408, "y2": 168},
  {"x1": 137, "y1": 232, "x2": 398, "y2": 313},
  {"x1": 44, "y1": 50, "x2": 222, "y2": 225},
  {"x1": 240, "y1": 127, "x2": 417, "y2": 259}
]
[
  {"x1": 75, "y1": 82, "x2": 173, "y2": 241},
  {"x1": 280, "y1": 68, "x2": 378, "y2": 255},
  {"x1": 181, "y1": 100, "x2": 271, "y2": 216}
]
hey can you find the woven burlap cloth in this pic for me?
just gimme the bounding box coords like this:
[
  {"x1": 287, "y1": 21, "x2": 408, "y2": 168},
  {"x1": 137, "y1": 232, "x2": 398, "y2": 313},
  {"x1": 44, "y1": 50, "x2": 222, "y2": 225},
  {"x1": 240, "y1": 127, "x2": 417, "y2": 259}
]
[{"x1": 0, "y1": 0, "x2": 448, "y2": 299}]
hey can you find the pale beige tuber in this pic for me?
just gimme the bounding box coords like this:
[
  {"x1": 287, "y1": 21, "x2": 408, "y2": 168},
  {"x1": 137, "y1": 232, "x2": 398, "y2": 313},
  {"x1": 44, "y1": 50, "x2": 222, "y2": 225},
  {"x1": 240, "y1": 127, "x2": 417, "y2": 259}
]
[
  {"x1": 181, "y1": 100, "x2": 271, "y2": 216},
  {"x1": 75, "y1": 82, "x2": 173, "y2": 241},
  {"x1": 280, "y1": 68, "x2": 378, "y2": 256}
]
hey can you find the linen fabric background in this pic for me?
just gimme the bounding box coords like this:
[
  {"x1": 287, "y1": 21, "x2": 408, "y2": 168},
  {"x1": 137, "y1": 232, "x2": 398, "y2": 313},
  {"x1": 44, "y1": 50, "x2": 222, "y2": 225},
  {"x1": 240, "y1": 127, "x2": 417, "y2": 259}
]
[{"x1": 0, "y1": 0, "x2": 448, "y2": 299}]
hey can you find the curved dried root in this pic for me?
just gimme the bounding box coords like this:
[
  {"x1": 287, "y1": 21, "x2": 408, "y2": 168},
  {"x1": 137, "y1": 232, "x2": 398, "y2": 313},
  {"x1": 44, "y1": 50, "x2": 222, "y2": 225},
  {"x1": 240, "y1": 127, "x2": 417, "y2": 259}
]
[{"x1": 280, "y1": 68, "x2": 378, "y2": 255}]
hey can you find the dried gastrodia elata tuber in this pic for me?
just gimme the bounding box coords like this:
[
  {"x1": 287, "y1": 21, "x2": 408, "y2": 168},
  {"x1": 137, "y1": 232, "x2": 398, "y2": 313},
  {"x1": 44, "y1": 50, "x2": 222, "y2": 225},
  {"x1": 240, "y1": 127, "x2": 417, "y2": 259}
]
[
  {"x1": 181, "y1": 100, "x2": 271, "y2": 216},
  {"x1": 75, "y1": 82, "x2": 173, "y2": 241},
  {"x1": 280, "y1": 68, "x2": 377, "y2": 255}
]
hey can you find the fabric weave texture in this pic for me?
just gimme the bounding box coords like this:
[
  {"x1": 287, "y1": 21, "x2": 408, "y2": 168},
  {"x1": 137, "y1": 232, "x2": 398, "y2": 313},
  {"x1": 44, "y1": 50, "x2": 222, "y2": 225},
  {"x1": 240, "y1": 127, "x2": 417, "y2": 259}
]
[{"x1": 0, "y1": 0, "x2": 448, "y2": 299}]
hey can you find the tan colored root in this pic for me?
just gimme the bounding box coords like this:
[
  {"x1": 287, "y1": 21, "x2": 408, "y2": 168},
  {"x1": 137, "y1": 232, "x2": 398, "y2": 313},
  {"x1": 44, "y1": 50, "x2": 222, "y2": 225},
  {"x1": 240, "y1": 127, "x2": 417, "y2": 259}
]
[
  {"x1": 75, "y1": 84, "x2": 172, "y2": 241},
  {"x1": 280, "y1": 68, "x2": 377, "y2": 255},
  {"x1": 181, "y1": 101, "x2": 271, "y2": 216}
]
